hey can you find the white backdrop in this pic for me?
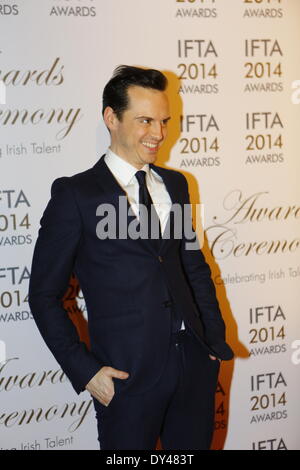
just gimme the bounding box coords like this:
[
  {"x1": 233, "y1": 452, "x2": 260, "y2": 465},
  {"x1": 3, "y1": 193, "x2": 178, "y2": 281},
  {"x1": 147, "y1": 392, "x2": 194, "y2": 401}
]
[{"x1": 1, "y1": 0, "x2": 299, "y2": 450}]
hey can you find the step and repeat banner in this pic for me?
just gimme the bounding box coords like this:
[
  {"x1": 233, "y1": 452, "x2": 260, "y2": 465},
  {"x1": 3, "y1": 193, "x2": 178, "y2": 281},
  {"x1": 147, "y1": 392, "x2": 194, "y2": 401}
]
[{"x1": 1, "y1": 0, "x2": 299, "y2": 450}]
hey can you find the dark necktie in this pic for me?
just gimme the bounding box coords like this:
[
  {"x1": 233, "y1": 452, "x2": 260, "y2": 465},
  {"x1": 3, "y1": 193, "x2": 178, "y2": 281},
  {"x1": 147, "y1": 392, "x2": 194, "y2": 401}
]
[
  {"x1": 135, "y1": 170, "x2": 162, "y2": 245},
  {"x1": 136, "y1": 170, "x2": 182, "y2": 332}
]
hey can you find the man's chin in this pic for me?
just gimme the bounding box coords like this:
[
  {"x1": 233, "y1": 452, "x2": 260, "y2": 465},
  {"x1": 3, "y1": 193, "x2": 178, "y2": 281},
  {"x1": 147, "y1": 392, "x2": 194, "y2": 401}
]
[
  {"x1": 148, "y1": 155, "x2": 158, "y2": 165},
  {"x1": 140, "y1": 153, "x2": 158, "y2": 165}
]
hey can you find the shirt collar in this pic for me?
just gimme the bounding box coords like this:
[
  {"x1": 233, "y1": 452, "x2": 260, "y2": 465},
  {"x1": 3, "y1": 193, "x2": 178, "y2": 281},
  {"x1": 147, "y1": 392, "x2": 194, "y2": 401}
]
[{"x1": 105, "y1": 148, "x2": 150, "y2": 186}]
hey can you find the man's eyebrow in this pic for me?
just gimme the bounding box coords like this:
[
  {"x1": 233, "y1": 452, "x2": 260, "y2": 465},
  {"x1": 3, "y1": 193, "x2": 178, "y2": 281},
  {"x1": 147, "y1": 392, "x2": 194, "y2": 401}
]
[
  {"x1": 134, "y1": 116, "x2": 171, "y2": 121},
  {"x1": 134, "y1": 115, "x2": 152, "y2": 121}
]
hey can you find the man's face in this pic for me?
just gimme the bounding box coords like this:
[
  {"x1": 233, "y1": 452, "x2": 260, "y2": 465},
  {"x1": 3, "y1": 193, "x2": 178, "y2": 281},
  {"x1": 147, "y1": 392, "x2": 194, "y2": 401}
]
[{"x1": 107, "y1": 85, "x2": 170, "y2": 169}]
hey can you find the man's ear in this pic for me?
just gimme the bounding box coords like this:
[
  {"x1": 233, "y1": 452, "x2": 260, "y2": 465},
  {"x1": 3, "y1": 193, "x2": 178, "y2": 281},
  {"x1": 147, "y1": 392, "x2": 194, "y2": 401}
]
[{"x1": 103, "y1": 106, "x2": 119, "y2": 131}]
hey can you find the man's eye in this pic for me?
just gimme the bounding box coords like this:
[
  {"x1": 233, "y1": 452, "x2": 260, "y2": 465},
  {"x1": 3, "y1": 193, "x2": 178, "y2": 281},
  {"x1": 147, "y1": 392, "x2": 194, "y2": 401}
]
[{"x1": 141, "y1": 119, "x2": 150, "y2": 124}]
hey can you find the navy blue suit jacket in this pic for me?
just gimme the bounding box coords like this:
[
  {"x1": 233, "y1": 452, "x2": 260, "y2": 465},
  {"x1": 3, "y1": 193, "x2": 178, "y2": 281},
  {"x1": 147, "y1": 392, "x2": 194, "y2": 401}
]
[{"x1": 29, "y1": 156, "x2": 233, "y2": 395}]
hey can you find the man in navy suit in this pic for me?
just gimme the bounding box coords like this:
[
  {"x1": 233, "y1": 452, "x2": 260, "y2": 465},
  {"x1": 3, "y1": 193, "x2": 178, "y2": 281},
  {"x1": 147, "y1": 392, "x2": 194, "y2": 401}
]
[{"x1": 29, "y1": 65, "x2": 233, "y2": 450}]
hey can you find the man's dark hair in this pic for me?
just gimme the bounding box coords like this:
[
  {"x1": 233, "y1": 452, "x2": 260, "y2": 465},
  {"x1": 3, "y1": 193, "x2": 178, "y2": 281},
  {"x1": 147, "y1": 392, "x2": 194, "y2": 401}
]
[{"x1": 102, "y1": 65, "x2": 168, "y2": 120}]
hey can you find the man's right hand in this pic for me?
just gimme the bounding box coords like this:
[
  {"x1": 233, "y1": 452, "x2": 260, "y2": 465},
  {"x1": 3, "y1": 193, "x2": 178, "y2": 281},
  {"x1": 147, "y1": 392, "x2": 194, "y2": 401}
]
[{"x1": 85, "y1": 366, "x2": 129, "y2": 406}]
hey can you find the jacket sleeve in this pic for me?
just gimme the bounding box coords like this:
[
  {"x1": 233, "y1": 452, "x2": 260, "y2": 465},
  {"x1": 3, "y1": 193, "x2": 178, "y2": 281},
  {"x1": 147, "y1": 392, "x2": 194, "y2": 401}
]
[
  {"x1": 29, "y1": 177, "x2": 103, "y2": 394},
  {"x1": 179, "y1": 174, "x2": 234, "y2": 360}
]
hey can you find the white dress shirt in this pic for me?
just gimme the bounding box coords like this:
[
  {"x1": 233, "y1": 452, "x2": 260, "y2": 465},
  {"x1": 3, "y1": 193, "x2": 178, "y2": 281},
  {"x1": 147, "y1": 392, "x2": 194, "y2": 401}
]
[
  {"x1": 104, "y1": 149, "x2": 185, "y2": 330},
  {"x1": 105, "y1": 149, "x2": 172, "y2": 232}
]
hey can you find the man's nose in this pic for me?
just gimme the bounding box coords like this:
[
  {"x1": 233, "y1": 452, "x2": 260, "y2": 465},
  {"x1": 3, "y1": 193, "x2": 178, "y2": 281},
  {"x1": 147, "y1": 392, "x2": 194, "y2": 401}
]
[{"x1": 151, "y1": 122, "x2": 164, "y2": 140}]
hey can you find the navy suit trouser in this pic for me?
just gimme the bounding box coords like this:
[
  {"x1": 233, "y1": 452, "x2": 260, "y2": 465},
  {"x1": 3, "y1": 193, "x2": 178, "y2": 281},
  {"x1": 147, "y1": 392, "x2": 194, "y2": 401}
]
[{"x1": 93, "y1": 330, "x2": 220, "y2": 450}]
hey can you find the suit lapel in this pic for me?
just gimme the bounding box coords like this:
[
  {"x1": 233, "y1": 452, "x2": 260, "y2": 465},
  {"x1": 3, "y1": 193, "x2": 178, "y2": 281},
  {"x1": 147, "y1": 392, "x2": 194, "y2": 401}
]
[
  {"x1": 92, "y1": 154, "x2": 127, "y2": 205},
  {"x1": 92, "y1": 156, "x2": 182, "y2": 254},
  {"x1": 92, "y1": 155, "x2": 158, "y2": 255}
]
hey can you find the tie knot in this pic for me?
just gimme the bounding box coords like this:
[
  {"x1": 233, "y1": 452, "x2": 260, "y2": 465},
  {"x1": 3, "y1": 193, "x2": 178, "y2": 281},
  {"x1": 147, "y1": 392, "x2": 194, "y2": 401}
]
[{"x1": 135, "y1": 170, "x2": 147, "y2": 187}]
